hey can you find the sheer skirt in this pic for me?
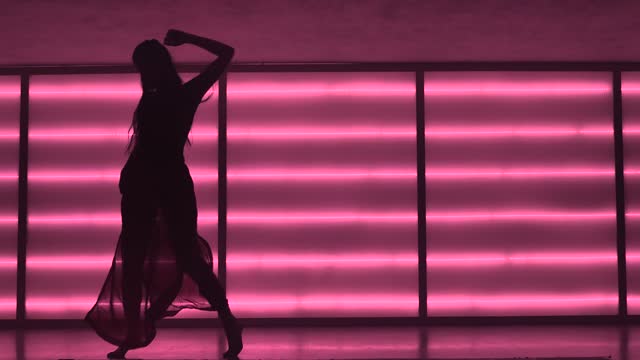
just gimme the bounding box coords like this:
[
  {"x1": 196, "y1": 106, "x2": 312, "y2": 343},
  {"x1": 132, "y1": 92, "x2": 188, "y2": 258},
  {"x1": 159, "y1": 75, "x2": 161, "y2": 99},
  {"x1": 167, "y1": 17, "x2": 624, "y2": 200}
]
[{"x1": 85, "y1": 164, "x2": 222, "y2": 349}]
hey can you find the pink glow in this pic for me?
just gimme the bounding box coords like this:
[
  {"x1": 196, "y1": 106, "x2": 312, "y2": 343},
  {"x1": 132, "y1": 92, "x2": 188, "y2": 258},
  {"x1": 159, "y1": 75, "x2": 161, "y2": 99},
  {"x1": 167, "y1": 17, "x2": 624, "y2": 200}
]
[
  {"x1": 0, "y1": 130, "x2": 19, "y2": 139},
  {"x1": 427, "y1": 294, "x2": 617, "y2": 311},
  {"x1": 28, "y1": 127, "x2": 218, "y2": 141},
  {"x1": 28, "y1": 169, "x2": 217, "y2": 183},
  {"x1": 424, "y1": 127, "x2": 617, "y2": 138},
  {"x1": 229, "y1": 169, "x2": 415, "y2": 180},
  {"x1": 21, "y1": 126, "x2": 640, "y2": 142},
  {"x1": 228, "y1": 128, "x2": 414, "y2": 140},
  {"x1": 0, "y1": 298, "x2": 16, "y2": 311},
  {"x1": 228, "y1": 82, "x2": 414, "y2": 98},
  {"x1": 25, "y1": 255, "x2": 217, "y2": 270},
  {"x1": 16, "y1": 210, "x2": 621, "y2": 226},
  {"x1": 0, "y1": 172, "x2": 18, "y2": 182},
  {"x1": 424, "y1": 81, "x2": 610, "y2": 96},
  {"x1": 0, "y1": 258, "x2": 17, "y2": 269},
  {"x1": 428, "y1": 252, "x2": 618, "y2": 266},
  {"x1": 424, "y1": 211, "x2": 615, "y2": 222},
  {"x1": 23, "y1": 293, "x2": 616, "y2": 314},
  {"x1": 27, "y1": 212, "x2": 218, "y2": 226},
  {"x1": 425, "y1": 168, "x2": 616, "y2": 179},
  {"x1": 6, "y1": 167, "x2": 640, "y2": 184},
  {"x1": 25, "y1": 294, "x2": 418, "y2": 313},
  {"x1": 625, "y1": 295, "x2": 640, "y2": 309},
  {"x1": 227, "y1": 212, "x2": 416, "y2": 224},
  {"x1": 0, "y1": 88, "x2": 20, "y2": 98},
  {"x1": 29, "y1": 86, "x2": 216, "y2": 99},
  {"x1": 21, "y1": 251, "x2": 624, "y2": 271},
  {"x1": 24, "y1": 167, "x2": 632, "y2": 183},
  {"x1": 621, "y1": 84, "x2": 640, "y2": 94},
  {"x1": 0, "y1": 216, "x2": 17, "y2": 225}
]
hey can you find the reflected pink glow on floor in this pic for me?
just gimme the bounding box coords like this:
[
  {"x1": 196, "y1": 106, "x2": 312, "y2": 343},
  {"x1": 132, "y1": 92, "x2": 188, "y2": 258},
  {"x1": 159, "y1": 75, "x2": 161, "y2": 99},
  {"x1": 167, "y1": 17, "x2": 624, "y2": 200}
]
[
  {"x1": 16, "y1": 326, "x2": 624, "y2": 360},
  {"x1": 12, "y1": 251, "x2": 627, "y2": 271}
]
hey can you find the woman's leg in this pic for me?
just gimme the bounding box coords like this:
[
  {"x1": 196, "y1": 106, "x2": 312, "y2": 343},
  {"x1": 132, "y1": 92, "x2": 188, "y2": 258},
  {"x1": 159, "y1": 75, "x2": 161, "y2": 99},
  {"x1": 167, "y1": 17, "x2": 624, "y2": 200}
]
[
  {"x1": 174, "y1": 236, "x2": 243, "y2": 358},
  {"x1": 163, "y1": 190, "x2": 243, "y2": 357},
  {"x1": 117, "y1": 192, "x2": 155, "y2": 350}
]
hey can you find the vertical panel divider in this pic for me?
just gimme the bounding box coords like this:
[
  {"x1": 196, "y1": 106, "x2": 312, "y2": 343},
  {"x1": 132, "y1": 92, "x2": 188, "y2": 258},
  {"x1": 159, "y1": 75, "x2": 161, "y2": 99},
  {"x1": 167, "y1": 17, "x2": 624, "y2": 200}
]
[
  {"x1": 16, "y1": 74, "x2": 29, "y2": 324},
  {"x1": 613, "y1": 70, "x2": 628, "y2": 318},
  {"x1": 416, "y1": 71, "x2": 427, "y2": 318},
  {"x1": 218, "y1": 74, "x2": 228, "y2": 291}
]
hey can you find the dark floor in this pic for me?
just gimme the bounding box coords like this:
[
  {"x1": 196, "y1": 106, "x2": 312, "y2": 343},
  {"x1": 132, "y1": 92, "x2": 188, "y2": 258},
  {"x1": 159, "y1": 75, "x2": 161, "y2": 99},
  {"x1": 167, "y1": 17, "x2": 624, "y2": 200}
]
[{"x1": 1, "y1": 324, "x2": 633, "y2": 359}]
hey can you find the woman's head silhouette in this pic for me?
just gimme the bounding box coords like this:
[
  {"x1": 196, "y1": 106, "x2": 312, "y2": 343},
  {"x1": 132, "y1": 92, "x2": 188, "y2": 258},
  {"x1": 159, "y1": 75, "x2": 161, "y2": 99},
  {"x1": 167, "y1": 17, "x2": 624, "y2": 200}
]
[{"x1": 132, "y1": 39, "x2": 182, "y2": 92}]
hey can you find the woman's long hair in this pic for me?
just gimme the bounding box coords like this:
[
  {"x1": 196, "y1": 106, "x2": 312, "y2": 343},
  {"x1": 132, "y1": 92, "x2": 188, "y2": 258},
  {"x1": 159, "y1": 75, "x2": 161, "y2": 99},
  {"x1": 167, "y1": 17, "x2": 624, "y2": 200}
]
[{"x1": 126, "y1": 39, "x2": 212, "y2": 154}]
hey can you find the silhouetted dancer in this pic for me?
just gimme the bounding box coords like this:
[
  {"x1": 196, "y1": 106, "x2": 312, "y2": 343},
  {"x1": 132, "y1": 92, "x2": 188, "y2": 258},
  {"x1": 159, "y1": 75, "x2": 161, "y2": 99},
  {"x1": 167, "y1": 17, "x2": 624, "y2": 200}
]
[{"x1": 84, "y1": 29, "x2": 242, "y2": 359}]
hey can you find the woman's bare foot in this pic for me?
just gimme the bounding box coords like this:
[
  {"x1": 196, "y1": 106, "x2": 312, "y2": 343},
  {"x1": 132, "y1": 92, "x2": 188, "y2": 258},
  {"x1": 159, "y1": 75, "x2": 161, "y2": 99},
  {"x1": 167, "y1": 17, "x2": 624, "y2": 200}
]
[
  {"x1": 107, "y1": 345, "x2": 128, "y2": 359},
  {"x1": 222, "y1": 316, "x2": 243, "y2": 359}
]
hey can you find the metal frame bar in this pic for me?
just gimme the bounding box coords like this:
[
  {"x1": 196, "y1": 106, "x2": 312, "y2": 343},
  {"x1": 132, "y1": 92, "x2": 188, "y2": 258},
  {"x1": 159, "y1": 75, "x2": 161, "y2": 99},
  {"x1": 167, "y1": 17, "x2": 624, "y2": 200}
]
[
  {"x1": 3, "y1": 61, "x2": 640, "y2": 74},
  {"x1": 217, "y1": 74, "x2": 228, "y2": 290},
  {"x1": 613, "y1": 71, "x2": 628, "y2": 318},
  {"x1": 416, "y1": 71, "x2": 427, "y2": 318},
  {"x1": 16, "y1": 75, "x2": 29, "y2": 323},
  {"x1": 3, "y1": 62, "x2": 637, "y2": 327}
]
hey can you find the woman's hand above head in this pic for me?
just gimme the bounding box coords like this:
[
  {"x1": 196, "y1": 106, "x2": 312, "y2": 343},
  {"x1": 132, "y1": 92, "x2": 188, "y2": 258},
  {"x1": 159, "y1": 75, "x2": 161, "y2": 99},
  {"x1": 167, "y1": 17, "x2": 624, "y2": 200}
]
[{"x1": 163, "y1": 29, "x2": 192, "y2": 47}]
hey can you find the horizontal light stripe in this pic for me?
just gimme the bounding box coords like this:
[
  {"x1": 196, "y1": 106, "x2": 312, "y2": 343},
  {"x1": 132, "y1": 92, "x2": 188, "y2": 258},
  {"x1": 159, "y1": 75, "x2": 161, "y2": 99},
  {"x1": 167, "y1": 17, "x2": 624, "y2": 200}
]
[
  {"x1": 427, "y1": 294, "x2": 617, "y2": 311},
  {"x1": 16, "y1": 168, "x2": 636, "y2": 183},
  {"x1": 29, "y1": 88, "x2": 216, "y2": 99},
  {"x1": 15, "y1": 251, "x2": 629, "y2": 271},
  {"x1": 0, "y1": 209, "x2": 631, "y2": 227},
  {"x1": 13, "y1": 127, "x2": 640, "y2": 142},
  {"x1": 22, "y1": 293, "x2": 616, "y2": 313},
  {"x1": 24, "y1": 294, "x2": 417, "y2": 313},
  {"x1": 0, "y1": 210, "x2": 620, "y2": 226}
]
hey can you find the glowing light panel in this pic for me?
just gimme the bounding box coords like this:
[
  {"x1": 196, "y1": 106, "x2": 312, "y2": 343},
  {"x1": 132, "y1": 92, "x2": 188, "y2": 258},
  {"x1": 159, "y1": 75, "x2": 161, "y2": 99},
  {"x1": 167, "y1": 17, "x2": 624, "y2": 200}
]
[
  {"x1": 425, "y1": 72, "x2": 617, "y2": 316},
  {"x1": 0, "y1": 76, "x2": 19, "y2": 319},
  {"x1": 227, "y1": 72, "x2": 418, "y2": 317},
  {"x1": 26, "y1": 74, "x2": 218, "y2": 319}
]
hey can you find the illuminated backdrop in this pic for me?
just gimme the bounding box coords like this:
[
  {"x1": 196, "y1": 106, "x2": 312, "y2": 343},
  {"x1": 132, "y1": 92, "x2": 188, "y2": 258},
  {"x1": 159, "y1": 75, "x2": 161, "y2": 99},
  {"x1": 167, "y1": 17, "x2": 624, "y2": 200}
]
[{"x1": 0, "y1": 67, "x2": 637, "y2": 319}]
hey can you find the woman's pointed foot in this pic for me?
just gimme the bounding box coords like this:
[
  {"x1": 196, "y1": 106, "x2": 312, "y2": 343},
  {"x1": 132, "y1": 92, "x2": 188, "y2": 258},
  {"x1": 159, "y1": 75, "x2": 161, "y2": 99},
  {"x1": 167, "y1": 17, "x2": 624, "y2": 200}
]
[
  {"x1": 222, "y1": 318, "x2": 243, "y2": 359},
  {"x1": 107, "y1": 346, "x2": 128, "y2": 359}
]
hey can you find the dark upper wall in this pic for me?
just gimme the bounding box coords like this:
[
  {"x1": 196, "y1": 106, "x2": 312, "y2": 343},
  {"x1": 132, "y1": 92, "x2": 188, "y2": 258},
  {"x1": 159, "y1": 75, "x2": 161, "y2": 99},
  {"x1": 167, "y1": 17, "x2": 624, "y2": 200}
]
[{"x1": 0, "y1": 0, "x2": 637, "y2": 65}]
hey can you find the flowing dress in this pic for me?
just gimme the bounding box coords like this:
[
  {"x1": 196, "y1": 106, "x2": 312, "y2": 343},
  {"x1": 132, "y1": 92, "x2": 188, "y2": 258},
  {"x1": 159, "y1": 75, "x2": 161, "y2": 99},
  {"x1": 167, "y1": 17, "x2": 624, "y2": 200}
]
[{"x1": 85, "y1": 87, "x2": 216, "y2": 349}]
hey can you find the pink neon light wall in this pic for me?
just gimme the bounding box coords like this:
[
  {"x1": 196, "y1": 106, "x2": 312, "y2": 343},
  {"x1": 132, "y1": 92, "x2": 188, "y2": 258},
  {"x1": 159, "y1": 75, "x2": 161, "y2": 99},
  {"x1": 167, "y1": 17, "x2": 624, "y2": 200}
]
[
  {"x1": 25, "y1": 74, "x2": 218, "y2": 319},
  {"x1": 8, "y1": 69, "x2": 635, "y2": 319},
  {"x1": 0, "y1": 77, "x2": 19, "y2": 319},
  {"x1": 424, "y1": 72, "x2": 618, "y2": 316},
  {"x1": 226, "y1": 72, "x2": 418, "y2": 316},
  {"x1": 623, "y1": 72, "x2": 640, "y2": 313}
]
